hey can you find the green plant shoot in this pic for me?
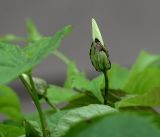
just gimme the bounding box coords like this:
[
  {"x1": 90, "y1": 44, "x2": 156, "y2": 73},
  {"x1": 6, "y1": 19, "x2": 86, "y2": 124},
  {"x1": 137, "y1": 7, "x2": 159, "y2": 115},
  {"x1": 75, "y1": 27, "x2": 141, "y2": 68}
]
[{"x1": 90, "y1": 18, "x2": 111, "y2": 104}]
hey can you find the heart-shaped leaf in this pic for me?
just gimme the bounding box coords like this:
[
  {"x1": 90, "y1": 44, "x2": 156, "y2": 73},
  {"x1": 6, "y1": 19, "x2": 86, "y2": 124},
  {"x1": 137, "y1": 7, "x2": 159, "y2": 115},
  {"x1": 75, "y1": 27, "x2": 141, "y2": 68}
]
[
  {"x1": 63, "y1": 114, "x2": 160, "y2": 137},
  {"x1": 47, "y1": 104, "x2": 116, "y2": 137},
  {"x1": 0, "y1": 25, "x2": 72, "y2": 84}
]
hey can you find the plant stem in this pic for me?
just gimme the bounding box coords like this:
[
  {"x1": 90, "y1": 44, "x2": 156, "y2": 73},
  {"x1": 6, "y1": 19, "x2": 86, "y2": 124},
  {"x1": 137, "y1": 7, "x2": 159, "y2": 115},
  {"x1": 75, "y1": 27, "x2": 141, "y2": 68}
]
[
  {"x1": 28, "y1": 73, "x2": 48, "y2": 137},
  {"x1": 44, "y1": 96, "x2": 60, "y2": 112},
  {"x1": 20, "y1": 75, "x2": 48, "y2": 136},
  {"x1": 19, "y1": 76, "x2": 33, "y2": 98},
  {"x1": 53, "y1": 50, "x2": 71, "y2": 65},
  {"x1": 103, "y1": 71, "x2": 109, "y2": 105}
]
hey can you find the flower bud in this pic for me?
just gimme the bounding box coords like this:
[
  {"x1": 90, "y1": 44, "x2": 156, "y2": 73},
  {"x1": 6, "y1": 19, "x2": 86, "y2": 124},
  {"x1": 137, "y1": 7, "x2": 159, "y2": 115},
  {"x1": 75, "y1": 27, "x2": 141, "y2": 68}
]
[
  {"x1": 22, "y1": 74, "x2": 48, "y2": 97},
  {"x1": 90, "y1": 18, "x2": 111, "y2": 72}
]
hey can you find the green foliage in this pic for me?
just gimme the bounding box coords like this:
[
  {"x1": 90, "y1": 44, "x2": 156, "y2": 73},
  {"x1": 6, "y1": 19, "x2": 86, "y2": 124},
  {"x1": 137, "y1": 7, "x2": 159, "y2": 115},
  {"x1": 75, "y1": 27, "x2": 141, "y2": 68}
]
[
  {"x1": 124, "y1": 67, "x2": 160, "y2": 94},
  {"x1": 116, "y1": 87, "x2": 160, "y2": 108},
  {"x1": 123, "y1": 51, "x2": 160, "y2": 94},
  {"x1": 113, "y1": 51, "x2": 160, "y2": 108},
  {"x1": 64, "y1": 113, "x2": 160, "y2": 137},
  {"x1": 71, "y1": 74, "x2": 104, "y2": 103},
  {"x1": 64, "y1": 62, "x2": 84, "y2": 88},
  {"x1": 26, "y1": 18, "x2": 42, "y2": 41},
  {"x1": 64, "y1": 93, "x2": 101, "y2": 109},
  {"x1": 0, "y1": 19, "x2": 160, "y2": 137},
  {"x1": 108, "y1": 64, "x2": 129, "y2": 89},
  {"x1": 24, "y1": 120, "x2": 42, "y2": 137},
  {"x1": 0, "y1": 124, "x2": 24, "y2": 137},
  {"x1": 0, "y1": 34, "x2": 24, "y2": 42},
  {"x1": 0, "y1": 85, "x2": 22, "y2": 120},
  {"x1": 47, "y1": 104, "x2": 117, "y2": 137},
  {"x1": 0, "y1": 25, "x2": 72, "y2": 84},
  {"x1": 46, "y1": 85, "x2": 79, "y2": 104},
  {"x1": 129, "y1": 51, "x2": 160, "y2": 74},
  {"x1": 68, "y1": 63, "x2": 129, "y2": 103}
]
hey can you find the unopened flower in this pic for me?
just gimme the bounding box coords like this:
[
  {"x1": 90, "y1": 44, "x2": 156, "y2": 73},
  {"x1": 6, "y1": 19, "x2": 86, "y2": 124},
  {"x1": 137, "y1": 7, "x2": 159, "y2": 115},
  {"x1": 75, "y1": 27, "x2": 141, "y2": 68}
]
[{"x1": 90, "y1": 18, "x2": 111, "y2": 72}]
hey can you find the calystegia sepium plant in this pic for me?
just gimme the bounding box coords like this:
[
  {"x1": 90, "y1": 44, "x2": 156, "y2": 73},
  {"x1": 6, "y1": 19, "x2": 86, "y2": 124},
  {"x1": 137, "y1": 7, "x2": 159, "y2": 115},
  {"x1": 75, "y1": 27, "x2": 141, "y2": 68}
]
[{"x1": 0, "y1": 18, "x2": 160, "y2": 137}]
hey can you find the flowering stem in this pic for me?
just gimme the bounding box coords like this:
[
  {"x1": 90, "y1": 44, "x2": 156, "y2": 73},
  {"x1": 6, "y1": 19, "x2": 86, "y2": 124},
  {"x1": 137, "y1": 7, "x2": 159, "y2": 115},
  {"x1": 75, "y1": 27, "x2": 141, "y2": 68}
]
[{"x1": 103, "y1": 71, "x2": 109, "y2": 105}]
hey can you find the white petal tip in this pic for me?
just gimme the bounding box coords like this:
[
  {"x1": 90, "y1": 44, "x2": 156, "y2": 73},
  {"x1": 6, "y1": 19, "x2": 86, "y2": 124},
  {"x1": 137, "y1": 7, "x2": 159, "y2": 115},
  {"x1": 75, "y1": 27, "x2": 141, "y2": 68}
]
[{"x1": 91, "y1": 18, "x2": 104, "y2": 45}]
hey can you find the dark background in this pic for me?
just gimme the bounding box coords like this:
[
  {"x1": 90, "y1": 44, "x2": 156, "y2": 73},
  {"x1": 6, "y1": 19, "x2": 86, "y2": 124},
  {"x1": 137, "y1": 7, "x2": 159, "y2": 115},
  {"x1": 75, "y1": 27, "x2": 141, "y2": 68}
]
[{"x1": 0, "y1": 0, "x2": 160, "y2": 112}]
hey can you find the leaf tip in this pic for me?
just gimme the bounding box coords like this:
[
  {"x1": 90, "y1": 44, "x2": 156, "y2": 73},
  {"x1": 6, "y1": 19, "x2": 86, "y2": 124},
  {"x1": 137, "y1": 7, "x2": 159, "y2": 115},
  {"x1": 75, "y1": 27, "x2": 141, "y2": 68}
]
[{"x1": 65, "y1": 25, "x2": 73, "y2": 34}]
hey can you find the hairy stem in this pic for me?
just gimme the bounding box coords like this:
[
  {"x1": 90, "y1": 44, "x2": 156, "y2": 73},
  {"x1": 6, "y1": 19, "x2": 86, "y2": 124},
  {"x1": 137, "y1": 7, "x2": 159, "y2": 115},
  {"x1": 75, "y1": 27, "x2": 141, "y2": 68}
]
[
  {"x1": 28, "y1": 73, "x2": 48, "y2": 137},
  {"x1": 103, "y1": 71, "x2": 109, "y2": 105}
]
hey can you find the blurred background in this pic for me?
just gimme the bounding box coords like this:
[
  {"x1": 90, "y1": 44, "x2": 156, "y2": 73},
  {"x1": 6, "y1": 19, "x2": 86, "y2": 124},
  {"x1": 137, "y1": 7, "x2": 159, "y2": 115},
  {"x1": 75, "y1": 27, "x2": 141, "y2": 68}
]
[{"x1": 0, "y1": 0, "x2": 160, "y2": 112}]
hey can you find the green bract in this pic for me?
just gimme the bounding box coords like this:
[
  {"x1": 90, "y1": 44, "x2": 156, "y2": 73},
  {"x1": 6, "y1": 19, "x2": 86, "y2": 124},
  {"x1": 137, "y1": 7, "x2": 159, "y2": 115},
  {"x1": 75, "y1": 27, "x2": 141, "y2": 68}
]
[{"x1": 90, "y1": 39, "x2": 111, "y2": 72}]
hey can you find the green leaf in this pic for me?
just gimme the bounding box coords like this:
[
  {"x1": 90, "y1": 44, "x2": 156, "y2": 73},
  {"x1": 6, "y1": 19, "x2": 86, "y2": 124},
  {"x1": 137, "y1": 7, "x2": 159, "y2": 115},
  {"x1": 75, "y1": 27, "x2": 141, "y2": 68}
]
[
  {"x1": 63, "y1": 113, "x2": 160, "y2": 137},
  {"x1": 89, "y1": 76, "x2": 104, "y2": 102},
  {"x1": 64, "y1": 93, "x2": 101, "y2": 109},
  {"x1": 23, "y1": 25, "x2": 72, "y2": 67},
  {"x1": 130, "y1": 51, "x2": 160, "y2": 74},
  {"x1": 123, "y1": 51, "x2": 160, "y2": 94},
  {"x1": 64, "y1": 62, "x2": 85, "y2": 88},
  {"x1": 108, "y1": 64, "x2": 129, "y2": 89},
  {"x1": 24, "y1": 120, "x2": 42, "y2": 137},
  {"x1": 18, "y1": 135, "x2": 25, "y2": 137},
  {"x1": 71, "y1": 74, "x2": 90, "y2": 90},
  {"x1": 73, "y1": 64, "x2": 129, "y2": 103},
  {"x1": 26, "y1": 18, "x2": 42, "y2": 41},
  {"x1": 46, "y1": 85, "x2": 79, "y2": 104},
  {"x1": 0, "y1": 124, "x2": 24, "y2": 137},
  {"x1": 25, "y1": 19, "x2": 73, "y2": 66},
  {"x1": 72, "y1": 74, "x2": 104, "y2": 103},
  {"x1": 0, "y1": 25, "x2": 72, "y2": 84},
  {"x1": 0, "y1": 85, "x2": 22, "y2": 120},
  {"x1": 124, "y1": 68, "x2": 160, "y2": 94},
  {"x1": 0, "y1": 34, "x2": 24, "y2": 42},
  {"x1": 47, "y1": 104, "x2": 117, "y2": 137},
  {"x1": 116, "y1": 87, "x2": 160, "y2": 108}
]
